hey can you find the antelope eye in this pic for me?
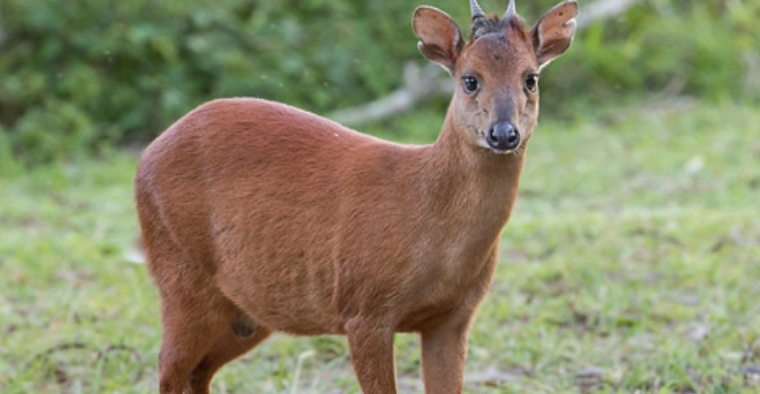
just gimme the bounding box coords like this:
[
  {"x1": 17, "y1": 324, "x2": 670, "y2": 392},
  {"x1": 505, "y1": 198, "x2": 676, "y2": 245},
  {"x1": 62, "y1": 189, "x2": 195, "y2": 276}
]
[
  {"x1": 525, "y1": 74, "x2": 539, "y2": 93},
  {"x1": 462, "y1": 76, "x2": 479, "y2": 94}
]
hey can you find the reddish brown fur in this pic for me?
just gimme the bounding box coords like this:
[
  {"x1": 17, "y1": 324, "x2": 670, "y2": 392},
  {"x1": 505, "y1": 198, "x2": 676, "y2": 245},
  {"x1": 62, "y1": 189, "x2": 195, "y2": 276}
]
[{"x1": 135, "y1": 1, "x2": 578, "y2": 393}]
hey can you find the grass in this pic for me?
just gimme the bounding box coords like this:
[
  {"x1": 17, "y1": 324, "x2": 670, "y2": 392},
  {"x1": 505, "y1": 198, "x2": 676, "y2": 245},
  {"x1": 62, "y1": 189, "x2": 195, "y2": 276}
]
[{"x1": 1, "y1": 99, "x2": 759, "y2": 393}]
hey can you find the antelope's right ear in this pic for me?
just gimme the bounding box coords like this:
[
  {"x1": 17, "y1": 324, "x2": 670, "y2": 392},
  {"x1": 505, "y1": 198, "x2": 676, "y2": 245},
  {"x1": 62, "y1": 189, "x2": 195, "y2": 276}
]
[{"x1": 412, "y1": 6, "x2": 464, "y2": 74}]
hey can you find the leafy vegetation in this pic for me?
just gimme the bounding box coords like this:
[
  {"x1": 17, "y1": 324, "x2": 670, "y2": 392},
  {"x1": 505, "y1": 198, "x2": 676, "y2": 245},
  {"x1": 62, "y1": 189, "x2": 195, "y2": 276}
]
[
  {"x1": 1, "y1": 0, "x2": 758, "y2": 165},
  {"x1": 1, "y1": 100, "x2": 758, "y2": 393}
]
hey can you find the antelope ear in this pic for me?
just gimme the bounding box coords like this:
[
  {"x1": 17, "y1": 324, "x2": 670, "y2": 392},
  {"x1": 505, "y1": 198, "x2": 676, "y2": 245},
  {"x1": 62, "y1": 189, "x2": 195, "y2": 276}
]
[
  {"x1": 531, "y1": 1, "x2": 579, "y2": 69},
  {"x1": 412, "y1": 6, "x2": 464, "y2": 74}
]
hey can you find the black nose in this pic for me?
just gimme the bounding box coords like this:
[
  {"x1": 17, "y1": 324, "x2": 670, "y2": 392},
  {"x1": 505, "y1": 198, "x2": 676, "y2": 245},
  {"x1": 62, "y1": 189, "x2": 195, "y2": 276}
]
[{"x1": 486, "y1": 121, "x2": 520, "y2": 151}]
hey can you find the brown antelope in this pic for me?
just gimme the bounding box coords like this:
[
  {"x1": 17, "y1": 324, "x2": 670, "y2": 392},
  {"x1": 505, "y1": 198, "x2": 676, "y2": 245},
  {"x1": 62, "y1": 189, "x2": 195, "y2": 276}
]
[{"x1": 135, "y1": 0, "x2": 578, "y2": 393}]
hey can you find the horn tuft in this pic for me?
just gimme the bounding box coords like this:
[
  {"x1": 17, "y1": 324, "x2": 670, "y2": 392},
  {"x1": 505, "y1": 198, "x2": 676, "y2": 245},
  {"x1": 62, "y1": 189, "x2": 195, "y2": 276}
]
[
  {"x1": 470, "y1": 0, "x2": 485, "y2": 19},
  {"x1": 505, "y1": 0, "x2": 516, "y2": 18}
]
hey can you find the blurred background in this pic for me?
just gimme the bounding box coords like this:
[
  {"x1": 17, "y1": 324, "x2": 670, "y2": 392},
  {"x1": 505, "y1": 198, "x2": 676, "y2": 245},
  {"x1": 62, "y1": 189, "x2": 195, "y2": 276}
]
[{"x1": 0, "y1": 0, "x2": 758, "y2": 168}]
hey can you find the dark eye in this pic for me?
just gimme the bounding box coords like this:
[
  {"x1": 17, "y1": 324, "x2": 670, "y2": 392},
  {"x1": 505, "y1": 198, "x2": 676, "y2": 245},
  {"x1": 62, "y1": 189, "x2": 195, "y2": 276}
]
[
  {"x1": 462, "y1": 76, "x2": 479, "y2": 94},
  {"x1": 525, "y1": 74, "x2": 539, "y2": 93}
]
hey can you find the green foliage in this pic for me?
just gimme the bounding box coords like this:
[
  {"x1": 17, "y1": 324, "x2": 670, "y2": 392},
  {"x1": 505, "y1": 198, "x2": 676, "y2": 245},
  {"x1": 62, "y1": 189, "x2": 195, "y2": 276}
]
[
  {"x1": 0, "y1": 0, "x2": 757, "y2": 165},
  {"x1": 543, "y1": 0, "x2": 760, "y2": 110}
]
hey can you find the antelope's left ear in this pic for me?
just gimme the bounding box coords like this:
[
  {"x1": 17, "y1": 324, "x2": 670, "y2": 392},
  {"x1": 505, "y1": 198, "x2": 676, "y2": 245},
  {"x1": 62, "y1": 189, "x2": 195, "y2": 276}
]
[{"x1": 530, "y1": 1, "x2": 579, "y2": 69}]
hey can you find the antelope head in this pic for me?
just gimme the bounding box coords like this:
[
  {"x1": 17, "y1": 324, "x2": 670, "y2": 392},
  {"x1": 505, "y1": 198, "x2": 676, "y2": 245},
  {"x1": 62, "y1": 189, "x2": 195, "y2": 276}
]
[{"x1": 413, "y1": 0, "x2": 579, "y2": 154}]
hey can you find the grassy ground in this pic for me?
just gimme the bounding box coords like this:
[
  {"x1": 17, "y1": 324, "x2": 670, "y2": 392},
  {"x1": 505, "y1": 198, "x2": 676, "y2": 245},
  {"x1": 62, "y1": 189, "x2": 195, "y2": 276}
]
[{"x1": 1, "y1": 99, "x2": 758, "y2": 393}]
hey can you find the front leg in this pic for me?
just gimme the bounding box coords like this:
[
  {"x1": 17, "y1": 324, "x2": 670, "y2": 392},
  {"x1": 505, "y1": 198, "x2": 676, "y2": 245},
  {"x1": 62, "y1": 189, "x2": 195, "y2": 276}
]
[
  {"x1": 420, "y1": 315, "x2": 471, "y2": 394},
  {"x1": 421, "y1": 249, "x2": 498, "y2": 394},
  {"x1": 345, "y1": 317, "x2": 398, "y2": 394}
]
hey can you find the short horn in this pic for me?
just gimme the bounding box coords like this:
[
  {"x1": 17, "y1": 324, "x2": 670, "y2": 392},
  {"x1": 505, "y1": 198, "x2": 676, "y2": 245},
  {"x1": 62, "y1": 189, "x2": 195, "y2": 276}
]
[
  {"x1": 505, "y1": 0, "x2": 516, "y2": 18},
  {"x1": 470, "y1": 0, "x2": 485, "y2": 19}
]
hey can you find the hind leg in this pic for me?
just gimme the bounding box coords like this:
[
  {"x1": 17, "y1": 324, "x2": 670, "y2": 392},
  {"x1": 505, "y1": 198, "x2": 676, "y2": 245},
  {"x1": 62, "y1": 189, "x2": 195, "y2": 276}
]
[
  {"x1": 140, "y1": 221, "x2": 240, "y2": 393},
  {"x1": 186, "y1": 311, "x2": 272, "y2": 394},
  {"x1": 155, "y1": 288, "x2": 240, "y2": 394},
  {"x1": 138, "y1": 194, "x2": 271, "y2": 393}
]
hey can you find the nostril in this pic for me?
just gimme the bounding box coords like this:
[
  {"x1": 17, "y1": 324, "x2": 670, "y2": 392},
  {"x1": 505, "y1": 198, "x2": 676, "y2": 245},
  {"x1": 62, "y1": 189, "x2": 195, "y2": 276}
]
[
  {"x1": 506, "y1": 127, "x2": 520, "y2": 146},
  {"x1": 508, "y1": 130, "x2": 518, "y2": 142},
  {"x1": 487, "y1": 127, "x2": 499, "y2": 145}
]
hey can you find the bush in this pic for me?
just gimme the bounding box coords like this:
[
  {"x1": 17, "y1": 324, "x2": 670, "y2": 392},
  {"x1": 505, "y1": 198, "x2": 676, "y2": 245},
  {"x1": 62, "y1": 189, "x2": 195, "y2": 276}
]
[
  {"x1": 542, "y1": 0, "x2": 760, "y2": 109},
  {"x1": 0, "y1": 0, "x2": 756, "y2": 165}
]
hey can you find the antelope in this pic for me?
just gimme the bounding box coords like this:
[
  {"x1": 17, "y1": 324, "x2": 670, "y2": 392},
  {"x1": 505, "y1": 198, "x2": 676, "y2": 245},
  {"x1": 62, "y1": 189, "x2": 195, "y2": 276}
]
[{"x1": 135, "y1": 0, "x2": 578, "y2": 393}]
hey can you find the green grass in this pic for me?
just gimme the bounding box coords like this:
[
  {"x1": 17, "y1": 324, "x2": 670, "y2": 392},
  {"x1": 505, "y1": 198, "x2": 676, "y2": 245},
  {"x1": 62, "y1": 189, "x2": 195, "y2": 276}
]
[{"x1": 1, "y1": 99, "x2": 759, "y2": 393}]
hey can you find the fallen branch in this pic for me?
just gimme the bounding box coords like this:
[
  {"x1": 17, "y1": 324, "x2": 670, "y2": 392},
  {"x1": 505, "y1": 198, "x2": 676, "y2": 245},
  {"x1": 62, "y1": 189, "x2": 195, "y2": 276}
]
[
  {"x1": 329, "y1": 0, "x2": 641, "y2": 127},
  {"x1": 576, "y1": 0, "x2": 640, "y2": 30},
  {"x1": 329, "y1": 62, "x2": 452, "y2": 126}
]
